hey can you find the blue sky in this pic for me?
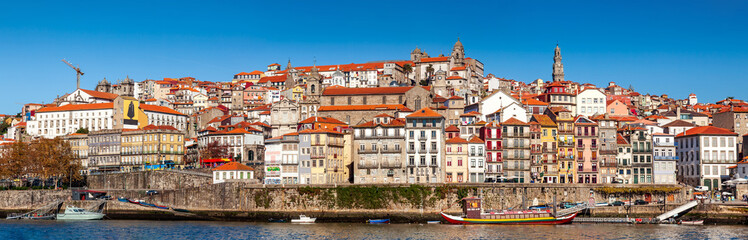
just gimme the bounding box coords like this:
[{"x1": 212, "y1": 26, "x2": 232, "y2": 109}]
[{"x1": 1, "y1": 0, "x2": 746, "y2": 114}]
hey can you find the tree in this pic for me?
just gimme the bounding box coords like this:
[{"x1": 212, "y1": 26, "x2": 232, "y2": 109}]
[
  {"x1": 0, "y1": 138, "x2": 81, "y2": 188},
  {"x1": 199, "y1": 140, "x2": 229, "y2": 160},
  {"x1": 75, "y1": 128, "x2": 89, "y2": 134},
  {"x1": 0, "y1": 118, "x2": 10, "y2": 135},
  {"x1": 402, "y1": 63, "x2": 413, "y2": 85}
]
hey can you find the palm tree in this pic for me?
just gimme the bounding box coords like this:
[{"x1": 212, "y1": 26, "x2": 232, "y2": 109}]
[{"x1": 402, "y1": 63, "x2": 413, "y2": 85}]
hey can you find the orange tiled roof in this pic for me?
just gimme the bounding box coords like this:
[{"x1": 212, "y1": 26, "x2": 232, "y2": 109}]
[
  {"x1": 420, "y1": 56, "x2": 449, "y2": 63},
  {"x1": 676, "y1": 126, "x2": 737, "y2": 137},
  {"x1": 445, "y1": 125, "x2": 460, "y2": 132},
  {"x1": 140, "y1": 104, "x2": 186, "y2": 116},
  {"x1": 80, "y1": 89, "x2": 119, "y2": 100},
  {"x1": 322, "y1": 86, "x2": 419, "y2": 96},
  {"x1": 143, "y1": 125, "x2": 179, "y2": 131},
  {"x1": 37, "y1": 103, "x2": 113, "y2": 113},
  {"x1": 522, "y1": 98, "x2": 549, "y2": 106},
  {"x1": 212, "y1": 162, "x2": 254, "y2": 171},
  {"x1": 446, "y1": 136, "x2": 468, "y2": 144},
  {"x1": 450, "y1": 66, "x2": 466, "y2": 71},
  {"x1": 406, "y1": 108, "x2": 443, "y2": 118},
  {"x1": 502, "y1": 117, "x2": 528, "y2": 125},
  {"x1": 616, "y1": 134, "x2": 629, "y2": 145},
  {"x1": 318, "y1": 104, "x2": 406, "y2": 112},
  {"x1": 446, "y1": 76, "x2": 464, "y2": 80},
  {"x1": 468, "y1": 135, "x2": 484, "y2": 144},
  {"x1": 532, "y1": 114, "x2": 556, "y2": 127},
  {"x1": 299, "y1": 116, "x2": 346, "y2": 125}
]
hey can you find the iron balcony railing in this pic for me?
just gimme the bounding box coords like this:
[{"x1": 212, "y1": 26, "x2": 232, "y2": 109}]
[{"x1": 653, "y1": 156, "x2": 679, "y2": 160}]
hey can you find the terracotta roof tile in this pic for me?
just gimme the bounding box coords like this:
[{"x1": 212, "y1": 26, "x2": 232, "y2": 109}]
[
  {"x1": 522, "y1": 98, "x2": 549, "y2": 106},
  {"x1": 420, "y1": 56, "x2": 449, "y2": 63},
  {"x1": 318, "y1": 104, "x2": 407, "y2": 112},
  {"x1": 80, "y1": 89, "x2": 119, "y2": 100},
  {"x1": 212, "y1": 162, "x2": 254, "y2": 171},
  {"x1": 531, "y1": 114, "x2": 556, "y2": 127},
  {"x1": 37, "y1": 103, "x2": 113, "y2": 113},
  {"x1": 406, "y1": 108, "x2": 443, "y2": 118},
  {"x1": 299, "y1": 116, "x2": 346, "y2": 124},
  {"x1": 322, "y1": 86, "x2": 422, "y2": 96},
  {"x1": 502, "y1": 117, "x2": 528, "y2": 125},
  {"x1": 445, "y1": 125, "x2": 460, "y2": 132},
  {"x1": 140, "y1": 104, "x2": 186, "y2": 116},
  {"x1": 446, "y1": 136, "x2": 468, "y2": 144},
  {"x1": 468, "y1": 135, "x2": 484, "y2": 144},
  {"x1": 676, "y1": 126, "x2": 737, "y2": 137}
]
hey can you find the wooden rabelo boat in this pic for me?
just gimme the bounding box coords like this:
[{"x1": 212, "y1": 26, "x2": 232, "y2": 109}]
[{"x1": 440, "y1": 197, "x2": 578, "y2": 225}]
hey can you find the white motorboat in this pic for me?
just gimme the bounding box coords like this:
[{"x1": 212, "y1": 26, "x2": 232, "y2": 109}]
[
  {"x1": 680, "y1": 220, "x2": 704, "y2": 225},
  {"x1": 56, "y1": 206, "x2": 105, "y2": 220},
  {"x1": 291, "y1": 215, "x2": 316, "y2": 223}
]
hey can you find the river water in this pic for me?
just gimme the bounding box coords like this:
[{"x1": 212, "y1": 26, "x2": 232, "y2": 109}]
[{"x1": 1, "y1": 220, "x2": 746, "y2": 239}]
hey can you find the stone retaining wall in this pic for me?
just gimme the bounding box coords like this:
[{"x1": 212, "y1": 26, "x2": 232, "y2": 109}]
[{"x1": 86, "y1": 170, "x2": 212, "y2": 190}]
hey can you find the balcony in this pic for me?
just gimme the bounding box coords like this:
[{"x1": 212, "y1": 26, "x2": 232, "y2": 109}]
[
  {"x1": 381, "y1": 160, "x2": 402, "y2": 168},
  {"x1": 559, "y1": 142, "x2": 574, "y2": 147},
  {"x1": 380, "y1": 148, "x2": 401, "y2": 154},
  {"x1": 633, "y1": 148, "x2": 652, "y2": 153},
  {"x1": 418, "y1": 135, "x2": 428, "y2": 141},
  {"x1": 311, "y1": 154, "x2": 325, "y2": 159},
  {"x1": 590, "y1": 145, "x2": 598, "y2": 150},
  {"x1": 542, "y1": 147, "x2": 557, "y2": 153},
  {"x1": 600, "y1": 162, "x2": 617, "y2": 167},
  {"x1": 358, "y1": 161, "x2": 378, "y2": 169},
  {"x1": 357, "y1": 149, "x2": 378, "y2": 154},
  {"x1": 311, "y1": 141, "x2": 325, "y2": 146},
  {"x1": 328, "y1": 141, "x2": 344, "y2": 147},
  {"x1": 599, "y1": 149, "x2": 617, "y2": 155},
  {"x1": 406, "y1": 148, "x2": 417, "y2": 154},
  {"x1": 654, "y1": 142, "x2": 678, "y2": 147},
  {"x1": 504, "y1": 132, "x2": 530, "y2": 138},
  {"x1": 504, "y1": 144, "x2": 528, "y2": 149},
  {"x1": 503, "y1": 165, "x2": 528, "y2": 171},
  {"x1": 558, "y1": 129, "x2": 574, "y2": 134},
  {"x1": 504, "y1": 155, "x2": 530, "y2": 160},
  {"x1": 407, "y1": 161, "x2": 416, "y2": 167},
  {"x1": 654, "y1": 156, "x2": 679, "y2": 161}
]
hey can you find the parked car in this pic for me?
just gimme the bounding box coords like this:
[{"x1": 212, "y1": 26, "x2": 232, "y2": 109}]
[
  {"x1": 694, "y1": 186, "x2": 709, "y2": 192},
  {"x1": 634, "y1": 200, "x2": 649, "y2": 205},
  {"x1": 529, "y1": 204, "x2": 551, "y2": 210},
  {"x1": 145, "y1": 190, "x2": 159, "y2": 196},
  {"x1": 610, "y1": 201, "x2": 625, "y2": 206}
]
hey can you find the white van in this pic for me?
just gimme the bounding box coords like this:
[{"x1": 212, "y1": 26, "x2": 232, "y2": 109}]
[{"x1": 694, "y1": 186, "x2": 709, "y2": 192}]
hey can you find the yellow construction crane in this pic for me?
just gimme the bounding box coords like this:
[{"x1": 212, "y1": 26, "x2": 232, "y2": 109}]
[{"x1": 62, "y1": 59, "x2": 84, "y2": 89}]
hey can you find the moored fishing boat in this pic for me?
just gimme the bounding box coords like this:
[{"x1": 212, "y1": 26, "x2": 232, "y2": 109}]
[
  {"x1": 291, "y1": 215, "x2": 316, "y2": 223},
  {"x1": 680, "y1": 220, "x2": 704, "y2": 225},
  {"x1": 367, "y1": 219, "x2": 390, "y2": 224},
  {"x1": 56, "y1": 206, "x2": 105, "y2": 220},
  {"x1": 440, "y1": 197, "x2": 578, "y2": 225}
]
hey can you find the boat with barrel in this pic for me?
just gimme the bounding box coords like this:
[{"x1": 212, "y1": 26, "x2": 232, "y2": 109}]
[{"x1": 440, "y1": 197, "x2": 579, "y2": 225}]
